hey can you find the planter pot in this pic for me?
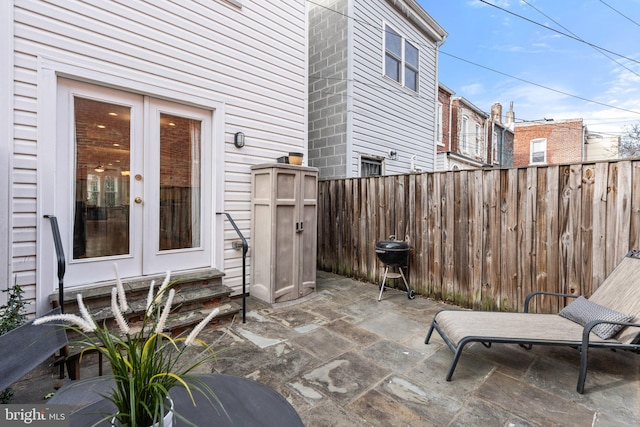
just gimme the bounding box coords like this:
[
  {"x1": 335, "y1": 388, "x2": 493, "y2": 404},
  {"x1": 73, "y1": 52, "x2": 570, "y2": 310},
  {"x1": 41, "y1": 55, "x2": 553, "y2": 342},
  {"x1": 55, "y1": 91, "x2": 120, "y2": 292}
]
[
  {"x1": 288, "y1": 152, "x2": 303, "y2": 165},
  {"x1": 111, "y1": 397, "x2": 174, "y2": 427}
]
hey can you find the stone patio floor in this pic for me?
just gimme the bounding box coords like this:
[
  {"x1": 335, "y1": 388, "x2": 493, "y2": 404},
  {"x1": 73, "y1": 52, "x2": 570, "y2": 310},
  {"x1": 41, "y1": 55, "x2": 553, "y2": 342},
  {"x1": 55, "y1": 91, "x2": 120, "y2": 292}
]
[{"x1": 10, "y1": 270, "x2": 639, "y2": 426}]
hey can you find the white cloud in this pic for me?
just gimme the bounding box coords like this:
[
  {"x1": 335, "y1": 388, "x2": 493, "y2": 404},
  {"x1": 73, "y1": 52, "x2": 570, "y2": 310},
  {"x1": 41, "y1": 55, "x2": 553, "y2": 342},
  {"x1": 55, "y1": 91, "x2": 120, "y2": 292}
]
[{"x1": 460, "y1": 83, "x2": 485, "y2": 96}]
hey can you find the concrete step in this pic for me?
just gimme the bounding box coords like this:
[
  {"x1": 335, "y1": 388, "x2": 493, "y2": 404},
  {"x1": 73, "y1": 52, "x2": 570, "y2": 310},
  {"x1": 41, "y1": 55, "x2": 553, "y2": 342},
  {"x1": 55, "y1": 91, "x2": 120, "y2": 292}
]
[{"x1": 48, "y1": 268, "x2": 241, "y2": 336}]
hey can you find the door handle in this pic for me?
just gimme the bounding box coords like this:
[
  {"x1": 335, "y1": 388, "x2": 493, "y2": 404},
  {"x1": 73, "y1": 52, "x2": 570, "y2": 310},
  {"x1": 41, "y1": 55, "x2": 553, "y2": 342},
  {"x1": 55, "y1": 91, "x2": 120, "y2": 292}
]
[
  {"x1": 296, "y1": 222, "x2": 304, "y2": 233},
  {"x1": 134, "y1": 197, "x2": 143, "y2": 204}
]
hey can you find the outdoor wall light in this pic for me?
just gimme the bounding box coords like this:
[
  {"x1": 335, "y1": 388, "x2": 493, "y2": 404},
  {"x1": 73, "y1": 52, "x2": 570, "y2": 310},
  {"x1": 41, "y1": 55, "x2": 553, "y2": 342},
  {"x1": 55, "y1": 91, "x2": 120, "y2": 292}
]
[{"x1": 234, "y1": 132, "x2": 245, "y2": 149}]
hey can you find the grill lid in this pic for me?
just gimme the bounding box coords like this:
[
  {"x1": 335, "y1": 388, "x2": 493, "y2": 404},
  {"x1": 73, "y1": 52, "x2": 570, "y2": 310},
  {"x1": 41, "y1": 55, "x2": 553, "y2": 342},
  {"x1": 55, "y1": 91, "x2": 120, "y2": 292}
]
[{"x1": 375, "y1": 239, "x2": 409, "y2": 251}]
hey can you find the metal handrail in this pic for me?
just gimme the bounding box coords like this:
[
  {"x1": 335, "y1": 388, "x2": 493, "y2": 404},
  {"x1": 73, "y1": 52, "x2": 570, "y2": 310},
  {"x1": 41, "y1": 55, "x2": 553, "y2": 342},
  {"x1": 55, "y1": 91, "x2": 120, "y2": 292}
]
[
  {"x1": 43, "y1": 215, "x2": 65, "y2": 314},
  {"x1": 216, "y1": 212, "x2": 248, "y2": 323}
]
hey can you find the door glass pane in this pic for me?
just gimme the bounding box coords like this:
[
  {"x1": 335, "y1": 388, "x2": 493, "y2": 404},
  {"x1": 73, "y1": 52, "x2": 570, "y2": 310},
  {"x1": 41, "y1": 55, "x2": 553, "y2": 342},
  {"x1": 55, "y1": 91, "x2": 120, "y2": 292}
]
[
  {"x1": 73, "y1": 98, "x2": 131, "y2": 259},
  {"x1": 159, "y1": 114, "x2": 201, "y2": 250}
]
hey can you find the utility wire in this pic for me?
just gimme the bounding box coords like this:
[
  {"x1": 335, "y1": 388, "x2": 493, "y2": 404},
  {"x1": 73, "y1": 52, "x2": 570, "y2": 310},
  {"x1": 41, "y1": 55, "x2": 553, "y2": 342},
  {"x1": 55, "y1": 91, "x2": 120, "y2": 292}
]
[
  {"x1": 307, "y1": 0, "x2": 640, "y2": 120},
  {"x1": 440, "y1": 51, "x2": 640, "y2": 116},
  {"x1": 477, "y1": 0, "x2": 640, "y2": 66},
  {"x1": 599, "y1": 0, "x2": 640, "y2": 29},
  {"x1": 521, "y1": 0, "x2": 640, "y2": 79}
]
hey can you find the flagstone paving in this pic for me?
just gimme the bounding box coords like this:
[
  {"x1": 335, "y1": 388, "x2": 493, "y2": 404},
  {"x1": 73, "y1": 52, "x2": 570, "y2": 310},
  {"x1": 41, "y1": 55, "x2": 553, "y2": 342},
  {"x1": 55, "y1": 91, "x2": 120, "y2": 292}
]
[{"x1": 10, "y1": 270, "x2": 640, "y2": 426}]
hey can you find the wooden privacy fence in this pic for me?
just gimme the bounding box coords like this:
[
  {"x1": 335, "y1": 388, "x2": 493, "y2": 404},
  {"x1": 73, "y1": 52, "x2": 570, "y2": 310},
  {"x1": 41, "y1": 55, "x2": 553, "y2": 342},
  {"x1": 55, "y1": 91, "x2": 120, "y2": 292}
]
[{"x1": 317, "y1": 160, "x2": 640, "y2": 313}]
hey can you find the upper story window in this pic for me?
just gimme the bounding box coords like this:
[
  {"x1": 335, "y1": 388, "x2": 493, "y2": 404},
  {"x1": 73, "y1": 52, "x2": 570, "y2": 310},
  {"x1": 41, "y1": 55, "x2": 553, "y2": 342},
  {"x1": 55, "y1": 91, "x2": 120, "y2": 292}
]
[
  {"x1": 436, "y1": 102, "x2": 443, "y2": 145},
  {"x1": 461, "y1": 116, "x2": 469, "y2": 152},
  {"x1": 530, "y1": 138, "x2": 547, "y2": 164},
  {"x1": 384, "y1": 24, "x2": 419, "y2": 92},
  {"x1": 475, "y1": 123, "x2": 482, "y2": 156},
  {"x1": 492, "y1": 131, "x2": 499, "y2": 164}
]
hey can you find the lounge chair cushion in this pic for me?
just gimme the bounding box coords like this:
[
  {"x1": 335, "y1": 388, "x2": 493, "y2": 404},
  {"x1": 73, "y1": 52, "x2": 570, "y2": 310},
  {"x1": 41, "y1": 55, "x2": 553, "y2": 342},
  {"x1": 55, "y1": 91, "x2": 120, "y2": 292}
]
[{"x1": 559, "y1": 296, "x2": 634, "y2": 339}]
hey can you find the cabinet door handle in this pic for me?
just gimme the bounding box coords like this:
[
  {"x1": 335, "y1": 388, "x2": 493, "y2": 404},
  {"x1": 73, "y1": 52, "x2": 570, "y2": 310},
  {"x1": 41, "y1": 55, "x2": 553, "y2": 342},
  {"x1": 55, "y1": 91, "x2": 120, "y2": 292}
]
[{"x1": 296, "y1": 222, "x2": 304, "y2": 233}]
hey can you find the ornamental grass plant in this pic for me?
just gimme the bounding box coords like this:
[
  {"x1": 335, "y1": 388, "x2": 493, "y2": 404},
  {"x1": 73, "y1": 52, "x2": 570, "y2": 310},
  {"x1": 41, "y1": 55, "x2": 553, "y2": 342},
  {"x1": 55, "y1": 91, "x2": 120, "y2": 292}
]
[{"x1": 35, "y1": 265, "x2": 225, "y2": 426}]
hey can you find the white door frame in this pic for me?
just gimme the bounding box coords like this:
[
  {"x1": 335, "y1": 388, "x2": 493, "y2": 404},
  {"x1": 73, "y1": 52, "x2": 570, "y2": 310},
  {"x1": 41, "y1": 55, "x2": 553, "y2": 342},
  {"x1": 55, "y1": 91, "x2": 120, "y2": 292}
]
[{"x1": 37, "y1": 57, "x2": 226, "y2": 315}]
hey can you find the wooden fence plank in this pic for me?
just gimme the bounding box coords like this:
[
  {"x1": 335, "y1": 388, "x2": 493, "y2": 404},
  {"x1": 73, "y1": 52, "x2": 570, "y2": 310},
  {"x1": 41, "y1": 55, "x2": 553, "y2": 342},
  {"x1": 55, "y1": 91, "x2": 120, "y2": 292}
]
[
  {"x1": 482, "y1": 169, "x2": 500, "y2": 311},
  {"x1": 591, "y1": 162, "x2": 609, "y2": 293},
  {"x1": 428, "y1": 172, "x2": 443, "y2": 298},
  {"x1": 500, "y1": 168, "x2": 518, "y2": 311},
  {"x1": 534, "y1": 167, "x2": 549, "y2": 313},
  {"x1": 580, "y1": 164, "x2": 595, "y2": 298},
  {"x1": 541, "y1": 166, "x2": 560, "y2": 312},
  {"x1": 442, "y1": 172, "x2": 455, "y2": 302},
  {"x1": 605, "y1": 163, "x2": 619, "y2": 275},
  {"x1": 631, "y1": 161, "x2": 640, "y2": 252},
  {"x1": 613, "y1": 161, "x2": 632, "y2": 265},
  {"x1": 316, "y1": 160, "x2": 639, "y2": 312},
  {"x1": 469, "y1": 170, "x2": 483, "y2": 309}
]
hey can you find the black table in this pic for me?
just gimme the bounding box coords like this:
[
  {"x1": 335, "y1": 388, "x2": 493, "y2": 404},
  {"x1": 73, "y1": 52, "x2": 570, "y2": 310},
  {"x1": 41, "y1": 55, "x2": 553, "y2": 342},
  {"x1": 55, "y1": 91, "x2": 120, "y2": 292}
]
[{"x1": 49, "y1": 373, "x2": 303, "y2": 426}]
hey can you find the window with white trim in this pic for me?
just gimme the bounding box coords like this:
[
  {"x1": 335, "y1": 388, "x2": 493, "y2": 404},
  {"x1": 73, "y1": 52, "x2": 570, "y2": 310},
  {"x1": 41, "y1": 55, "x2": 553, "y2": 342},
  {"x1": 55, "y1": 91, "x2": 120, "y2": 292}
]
[
  {"x1": 461, "y1": 116, "x2": 469, "y2": 152},
  {"x1": 436, "y1": 102, "x2": 443, "y2": 145},
  {"x1": 530, "y1": 138, "x2": 547, "y2": 164},
  {"x1": 475, "y1": 123, "x2": 481, "y2": 156},
  {"x1": 384, "y1": 24, "x2": 419, "y2": 92},
  {"x1": 492, "y1": 130, "x2": 499, "y2": 164}
]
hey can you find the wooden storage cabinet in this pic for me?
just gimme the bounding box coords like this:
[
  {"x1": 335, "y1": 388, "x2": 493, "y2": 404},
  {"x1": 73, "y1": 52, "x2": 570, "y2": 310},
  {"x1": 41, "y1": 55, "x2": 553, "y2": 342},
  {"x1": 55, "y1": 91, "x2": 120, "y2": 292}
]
[{"x1": 250, "y1": 164, "x2": 318, "y2": 304}]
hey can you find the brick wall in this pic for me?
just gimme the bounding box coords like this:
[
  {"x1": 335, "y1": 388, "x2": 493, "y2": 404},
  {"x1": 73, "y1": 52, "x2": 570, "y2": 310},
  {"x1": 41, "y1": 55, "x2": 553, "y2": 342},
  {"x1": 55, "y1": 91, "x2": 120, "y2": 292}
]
[
  {"x1": 437, "y1": 87, "x2": 451, "y2": 152},
  {"x1": 514, "y1": 119, "x2": 584, "y2": 167}
]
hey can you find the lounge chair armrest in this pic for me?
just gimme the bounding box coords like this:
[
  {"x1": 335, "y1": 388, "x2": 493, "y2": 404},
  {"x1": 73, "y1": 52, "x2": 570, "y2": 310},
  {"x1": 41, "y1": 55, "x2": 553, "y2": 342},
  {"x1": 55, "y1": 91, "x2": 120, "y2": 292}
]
[
  {"x1": 524, "y1": 292, "x2": 578, "y2": 313},
  {"x1": 577, "y1": 320, "x2": 640, "y2": 393},
  {"x1": 581, "y1": 319, "x2": 640, "y2": 343}
]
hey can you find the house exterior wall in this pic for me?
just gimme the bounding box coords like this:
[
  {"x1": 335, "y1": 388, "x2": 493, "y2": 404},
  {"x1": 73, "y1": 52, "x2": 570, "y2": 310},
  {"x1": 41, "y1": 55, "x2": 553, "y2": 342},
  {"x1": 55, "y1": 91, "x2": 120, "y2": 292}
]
[
  {"x1": 586, "y1": 133, "x2": 620, "y2": 161},
  {"x1": 308, "y1": 0, "x2": 349, "y2": 179},
  {"x1": 1, "y1": 0, "x2": 308, "y2": 313},
  {"x1": 513, "y1": 119, "x2": 584, "y2": 167},
  {"x1": 449, "y1": 98, "x2": 488, "y2": 167},
  {"x1": 308, "y1": 0, "x2": 446, "y2": 178},
  {"x1": 437, "y1": 84, "x2": 453, "y2": 152},
  {"x1": 489, "y1": 121, "x2": 514, "y2": 168},
  {"x1": 349, "y1": 0, "x2": 444, "y2": 176}
]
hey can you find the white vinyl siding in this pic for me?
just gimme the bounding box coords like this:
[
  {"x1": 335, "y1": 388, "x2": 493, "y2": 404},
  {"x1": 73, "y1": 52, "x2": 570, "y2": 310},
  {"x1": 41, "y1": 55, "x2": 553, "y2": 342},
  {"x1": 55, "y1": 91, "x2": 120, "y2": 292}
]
[
  {"x1": 8, "y1": 0, "x2": 307, "y2": 313},
  {"x1": 349, "y1": 0, "x2": 441, "y2": 176}
]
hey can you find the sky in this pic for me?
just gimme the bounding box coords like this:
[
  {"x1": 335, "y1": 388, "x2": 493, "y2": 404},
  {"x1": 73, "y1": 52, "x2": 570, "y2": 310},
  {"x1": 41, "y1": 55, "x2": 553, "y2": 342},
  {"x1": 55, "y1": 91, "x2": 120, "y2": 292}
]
[{"x1": 418, "y1": 0, "x2": 640, "y2": 135}]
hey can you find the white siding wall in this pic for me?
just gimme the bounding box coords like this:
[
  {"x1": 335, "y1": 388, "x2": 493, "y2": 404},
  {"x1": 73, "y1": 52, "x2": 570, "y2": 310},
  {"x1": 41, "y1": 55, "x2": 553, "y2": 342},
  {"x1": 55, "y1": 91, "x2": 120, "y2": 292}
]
[
  {"x1": 7, "y1": 0, "x2": 307, "y2": 313},
  {"x1": 350, "y1": 0, "x2": 440, "y2": 176}
]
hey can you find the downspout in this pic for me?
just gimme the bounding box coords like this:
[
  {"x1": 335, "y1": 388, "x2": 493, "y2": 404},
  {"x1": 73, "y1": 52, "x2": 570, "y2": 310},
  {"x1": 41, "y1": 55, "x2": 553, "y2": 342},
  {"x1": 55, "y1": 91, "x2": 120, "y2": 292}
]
[{"x1": 433, "y1": 39, "x2": 444, "y2": 172}]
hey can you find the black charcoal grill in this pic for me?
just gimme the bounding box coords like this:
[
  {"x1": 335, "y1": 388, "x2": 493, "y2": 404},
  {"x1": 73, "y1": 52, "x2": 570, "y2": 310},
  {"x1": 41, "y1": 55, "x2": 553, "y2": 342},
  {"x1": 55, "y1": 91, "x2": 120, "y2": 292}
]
[{"x1": 375, "y1": 236, "x2": 415, "y2": 301}]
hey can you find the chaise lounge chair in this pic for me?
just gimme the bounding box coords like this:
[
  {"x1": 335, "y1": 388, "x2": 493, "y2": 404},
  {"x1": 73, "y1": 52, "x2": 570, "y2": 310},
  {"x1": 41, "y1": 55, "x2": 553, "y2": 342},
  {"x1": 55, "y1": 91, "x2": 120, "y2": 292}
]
[{"x1": 425, "y1": 250, "x2": 640, "y2": 393}]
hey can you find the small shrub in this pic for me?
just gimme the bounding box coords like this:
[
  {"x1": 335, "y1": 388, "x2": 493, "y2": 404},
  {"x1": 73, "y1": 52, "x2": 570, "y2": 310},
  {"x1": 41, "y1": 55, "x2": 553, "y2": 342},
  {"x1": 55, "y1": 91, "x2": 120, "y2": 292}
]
[{"x1": 0, "y1": 278, "x2": 30, "y2": 403}]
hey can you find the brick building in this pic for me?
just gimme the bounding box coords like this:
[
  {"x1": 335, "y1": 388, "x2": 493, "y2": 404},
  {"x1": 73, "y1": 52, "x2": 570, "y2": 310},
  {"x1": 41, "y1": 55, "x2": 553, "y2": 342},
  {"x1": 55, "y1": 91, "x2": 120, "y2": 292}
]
[{"x1": 513, "y1": 118, "x2": 586, "y2": 167}]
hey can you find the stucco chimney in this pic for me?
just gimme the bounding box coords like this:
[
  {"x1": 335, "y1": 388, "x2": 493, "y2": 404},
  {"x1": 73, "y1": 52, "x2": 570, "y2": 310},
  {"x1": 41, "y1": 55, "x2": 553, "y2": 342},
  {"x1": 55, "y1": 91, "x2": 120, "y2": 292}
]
[
  {"x1": 505, "y1": 101, "x2": 515, "y2": 127},
  {"x1": 490, "y1": 102, "x2": 502, "y2": 123}
]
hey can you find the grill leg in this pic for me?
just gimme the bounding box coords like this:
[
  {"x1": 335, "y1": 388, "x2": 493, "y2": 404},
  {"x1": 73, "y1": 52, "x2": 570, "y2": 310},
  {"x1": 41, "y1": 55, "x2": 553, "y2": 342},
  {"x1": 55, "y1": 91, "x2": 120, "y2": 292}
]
[
  {"x1": 378, "y1": 266, "x2": 389, "y2": 302},
  {"x1": 398, "y1": 268, "x2": 415, "y2": 299}
]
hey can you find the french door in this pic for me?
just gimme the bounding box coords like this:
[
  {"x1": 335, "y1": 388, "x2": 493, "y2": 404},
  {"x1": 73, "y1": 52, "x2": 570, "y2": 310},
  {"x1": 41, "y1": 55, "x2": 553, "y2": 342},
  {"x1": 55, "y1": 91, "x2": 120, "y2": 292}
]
[{"x1": 57, "y1": 79, "x2": 212, "y2": 286}]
